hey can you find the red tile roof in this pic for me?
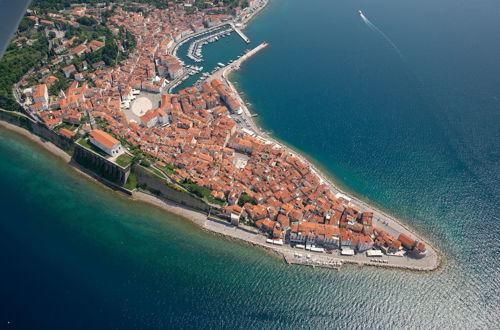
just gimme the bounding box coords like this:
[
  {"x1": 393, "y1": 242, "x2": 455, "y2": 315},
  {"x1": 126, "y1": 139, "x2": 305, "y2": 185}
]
[{"x1": 89, "y1": 129, "x2": 119, "y2": 149}]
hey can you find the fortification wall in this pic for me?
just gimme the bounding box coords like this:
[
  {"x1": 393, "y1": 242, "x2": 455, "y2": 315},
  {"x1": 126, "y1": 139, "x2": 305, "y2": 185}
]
[
  {"x1": 134, "y1": 165, "x2": 211, "y2": 213},
  {"x1": 0, "y1": 110, "x2": 74, "y2": 152},
  {"x1": 72, "y1": 144, "x2": 130, "y2": 186},
  {"x1": 0, "y1": 110, "x2": 210, "y2": 212}
]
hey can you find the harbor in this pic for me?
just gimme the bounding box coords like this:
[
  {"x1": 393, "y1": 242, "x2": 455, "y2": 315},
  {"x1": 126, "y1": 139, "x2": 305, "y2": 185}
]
[
  {"x1": 167, "y1": 19, "x2": 256, "y2": 93},
  {"x1": 186, "y1": 28, "x2": 233, "y2": 63},
  {"x1": 1, "y1": 0, "x2": 497, "y2": 327},
  {"x1": 173, "y1": 21, "x2": 252, "y2": 59},
  {"x1": 192, "y1": 38, "x2": 441, "y2": 272},
  {"x1": 202, "y1": 42, "x2": 269, "y2": 86},
  {"x1": 189, "y1": 42, "x2": 268, "y2": 89}
]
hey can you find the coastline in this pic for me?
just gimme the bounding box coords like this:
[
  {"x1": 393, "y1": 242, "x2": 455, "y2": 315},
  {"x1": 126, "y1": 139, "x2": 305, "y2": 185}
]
[
  {"x1": 0, "y1": 118, "x2": 442, "y2": 271},
  {"x1": 0, "y1": 0, "x2": 441, "y2": 272},
  {"x1": 207, "y1": 4, "x2": 442, "y2": 270},
  {"x1": 0, "y1": 119, "x2": 71, "y2": 163},
  {"x1": 0, "y1": 120, "x2": 204, "y2": 222},
  {"x1": 208, "y1": 12, "x2": 442, "y2": 269},
  {"x1": 131, "y1": 191, "x2": 207, "y2": 227},
  {"x1": 0, "y1": 118, "x2": 286, "y2": 264},
  {"x1": 223, "y1": 69, "x2": 442, "y2": 270},
  {"x1": 1, "y1": 0, "x2": 498, "y2": 327}
]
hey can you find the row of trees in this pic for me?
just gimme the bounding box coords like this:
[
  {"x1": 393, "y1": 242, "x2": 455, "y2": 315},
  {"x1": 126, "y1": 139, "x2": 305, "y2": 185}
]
[{"x1": 30, "y1": 0, "x2": 106, "y2": 12}]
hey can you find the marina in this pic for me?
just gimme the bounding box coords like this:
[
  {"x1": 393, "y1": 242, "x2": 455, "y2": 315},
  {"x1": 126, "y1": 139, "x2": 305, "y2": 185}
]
[
  {"x1": 0, "y1": 0, "x2": 497, "y2": 328},
  {"x1": 189, "y1": 42, "x2": 269, "y2": 88},
  {"x1": 186, "y1": 28, "x2": 233, "y2": 63},
  {"x1": 169, "y1": 19, "x2": 255, "y2": 93}
]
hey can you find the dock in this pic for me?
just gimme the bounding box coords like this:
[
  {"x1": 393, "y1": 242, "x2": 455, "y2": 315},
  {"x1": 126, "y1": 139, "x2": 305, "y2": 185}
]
[
  {"x1": 204, "y1": 42, "x2": 268, "y2": 84},
  {"x1": 232, "y1": 41, "x2": 268, "y2": 69},
  {"x1": 230, "y1": 23, "x2": 250, "y2": 43}
]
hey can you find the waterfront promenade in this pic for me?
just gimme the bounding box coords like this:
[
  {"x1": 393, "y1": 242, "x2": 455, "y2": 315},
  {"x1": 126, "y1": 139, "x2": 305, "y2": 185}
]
[
  {"x1": 203, "y1": 217, "x2": 439, "y2": 271},
  {"x1": 202, "y1": 42, "x2": 441, "y2": 271},
  {"x1": 220, "y1": 81, "x2": 441, "y2": 269},
  {"x1": 3, "y1": 0, "x2": 440, "y2": 273}
]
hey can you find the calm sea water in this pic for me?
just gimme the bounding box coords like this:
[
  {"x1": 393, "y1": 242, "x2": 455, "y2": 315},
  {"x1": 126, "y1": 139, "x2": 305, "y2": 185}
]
[{"x1": 1, "y1": 0, "x2": 499, "y2": 328}]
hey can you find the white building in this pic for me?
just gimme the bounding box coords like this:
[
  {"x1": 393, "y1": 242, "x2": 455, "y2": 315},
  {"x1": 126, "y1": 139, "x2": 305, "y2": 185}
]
[
  {"x1": 140, "y1": 109, "x2": 159, "y2": 128},
  {"x1": 88, "y1": 129, "x2": 122, "y2": 156},
  {"x1": 157, "y1": 108, "x2": 169, "y2": 125},
  {"x1": 168, "y1": 64, "x2": 183, "y2": 80},
  {"x1": 32, "y1": 84, "x2": 48, "y2": 105},
  {"x1": 140, "y1": 109, "x2": 169, "y2": 128}
]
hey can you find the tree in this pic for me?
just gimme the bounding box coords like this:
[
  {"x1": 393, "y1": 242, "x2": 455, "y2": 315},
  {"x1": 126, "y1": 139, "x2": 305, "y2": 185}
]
[
  {"x1": 238, "y1": 193, "x2": 255, "y2": 207},
  {"x1": 77, "y1": 16, "x2": 97, "y2": 26},
  {"x1": 18, "y1": 17, "x2": 35, "y2": 32},
  {"x1": 0, "y1": 35, "x2": 48, "y2": 111},
  {"x1": 48, "y1": 31, "x2": 56, "y2": 39}
]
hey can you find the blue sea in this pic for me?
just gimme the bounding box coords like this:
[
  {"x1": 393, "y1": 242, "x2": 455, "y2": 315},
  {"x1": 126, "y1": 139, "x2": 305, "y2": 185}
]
[{"x1": 1, "y1": 0, "x2": 499, "y2": 328}]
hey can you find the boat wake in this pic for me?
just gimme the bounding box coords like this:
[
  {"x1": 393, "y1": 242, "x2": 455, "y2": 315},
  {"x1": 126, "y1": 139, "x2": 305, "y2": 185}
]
[{"x1": 359, "y1": 10, "x2": 403, "y2": 57}]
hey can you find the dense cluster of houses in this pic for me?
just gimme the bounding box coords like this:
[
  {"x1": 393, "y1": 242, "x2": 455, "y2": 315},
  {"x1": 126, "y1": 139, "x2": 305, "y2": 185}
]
[{"x1": 17, "y1": 1, "x2": 426, "y2": 259}]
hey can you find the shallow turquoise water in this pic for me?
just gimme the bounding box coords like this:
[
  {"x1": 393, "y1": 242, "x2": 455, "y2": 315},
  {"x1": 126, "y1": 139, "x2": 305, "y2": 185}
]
[{"x1": 0, "y1": 0, "x2": 499, "y2": 328}]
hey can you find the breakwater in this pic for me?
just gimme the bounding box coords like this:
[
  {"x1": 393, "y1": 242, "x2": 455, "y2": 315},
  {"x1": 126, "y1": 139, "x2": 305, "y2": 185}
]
[
  {"x1": 206, "y1": 42, "x2": 269, "y2": 84},
  {"x1": 1, "y1": 0, "x2": 499, "y2": 328}
]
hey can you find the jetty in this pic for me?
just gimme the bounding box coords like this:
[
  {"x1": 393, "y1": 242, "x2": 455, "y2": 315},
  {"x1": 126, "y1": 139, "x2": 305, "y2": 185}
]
[
  {"x1": 227, "y1": 42, "x2": 268, "y2": 71},
  {"x1": 230, "y1": 23, "x2": 250, "y2": 43},
  {"x1": 201, "y1": 42, "x2": 268, "y2": 86}
]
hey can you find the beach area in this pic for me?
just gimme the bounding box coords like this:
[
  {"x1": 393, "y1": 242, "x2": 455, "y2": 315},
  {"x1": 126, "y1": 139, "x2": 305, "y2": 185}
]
[{"x1": 0, "y1": 113, "x2": 441, "y2": 272}]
